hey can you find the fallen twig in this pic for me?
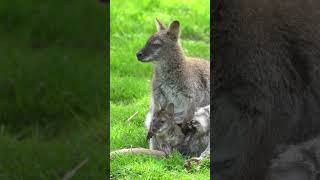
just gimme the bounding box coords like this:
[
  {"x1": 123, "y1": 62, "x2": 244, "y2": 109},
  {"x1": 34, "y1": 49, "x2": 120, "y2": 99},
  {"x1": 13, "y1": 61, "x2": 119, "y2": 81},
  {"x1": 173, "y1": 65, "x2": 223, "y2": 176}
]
[
  {"x1": 110, "y1": 148, "x2": 166, "y2": 158},
  {"x1": 62, "y1": 158, "x2": 89, "y2": 180},
  {"x1": 127, "y1": 111, "x2": 138, "y2": 123}
]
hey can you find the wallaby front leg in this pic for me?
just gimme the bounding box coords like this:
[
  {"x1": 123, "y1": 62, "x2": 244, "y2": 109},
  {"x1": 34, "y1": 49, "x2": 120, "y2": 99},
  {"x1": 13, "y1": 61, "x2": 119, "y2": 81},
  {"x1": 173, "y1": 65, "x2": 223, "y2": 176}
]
[{"x1": 145, "y1": 111, "x2": 152, "y2": 130}]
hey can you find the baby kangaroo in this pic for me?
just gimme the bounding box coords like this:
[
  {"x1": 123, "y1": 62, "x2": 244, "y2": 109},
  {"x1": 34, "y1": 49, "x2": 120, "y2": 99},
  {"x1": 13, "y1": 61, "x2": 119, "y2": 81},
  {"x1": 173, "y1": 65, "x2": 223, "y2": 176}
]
[
  {"x1": 147, "y1": 103, "x2": 185, "y2": 155},
  {"x1": 147, "y1": 103, "x2": 210, "y2": 162}
]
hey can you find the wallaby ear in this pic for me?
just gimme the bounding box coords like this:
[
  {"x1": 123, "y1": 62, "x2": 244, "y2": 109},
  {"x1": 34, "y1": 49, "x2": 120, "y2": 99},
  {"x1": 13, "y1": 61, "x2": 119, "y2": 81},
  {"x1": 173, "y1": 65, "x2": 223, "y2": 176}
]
[
  {"x1": 155, "y1": 18, "x2": 166, "y2": 31},
  {"x1": 166, "y1": 103, "x2": 174, "y2": 115},
  {"x1": 167, "y1": 20, "x2": 180, "y2": 40}
]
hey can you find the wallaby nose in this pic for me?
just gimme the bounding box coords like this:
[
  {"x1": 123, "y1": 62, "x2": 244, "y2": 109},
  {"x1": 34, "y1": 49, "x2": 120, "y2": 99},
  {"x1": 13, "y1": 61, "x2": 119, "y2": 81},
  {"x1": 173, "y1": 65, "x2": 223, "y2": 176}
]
[{"x1": 136, "y1": 52, "x2": 143, "y2": 60}]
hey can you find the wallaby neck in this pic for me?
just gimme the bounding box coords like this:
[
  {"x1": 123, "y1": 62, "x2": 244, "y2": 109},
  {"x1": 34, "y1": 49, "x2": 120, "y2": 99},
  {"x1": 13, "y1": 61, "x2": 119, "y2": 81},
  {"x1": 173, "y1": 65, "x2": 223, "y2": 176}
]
[{"x1": 154, "y1": 44, "x2": 186, "y2": 78}]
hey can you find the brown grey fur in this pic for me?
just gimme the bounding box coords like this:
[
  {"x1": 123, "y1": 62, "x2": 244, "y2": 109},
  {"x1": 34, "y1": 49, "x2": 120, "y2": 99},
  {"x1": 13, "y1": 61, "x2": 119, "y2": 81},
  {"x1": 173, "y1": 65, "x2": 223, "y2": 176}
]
[
  {"x1": 266, "y1": 137, "x2": 320, "y2": 180},
  {"x1": 136, "y1": 19, "x2": 210, "y2": 150},
  {"x1": 182, "y1": 105, "x2": 210, "y2": 158},
  {"x1": 148, "y1": 103, "x2": 185, "y2": 154},
  {"x1": 149, "y1": 103, "x2": 210, "y2": 159}
]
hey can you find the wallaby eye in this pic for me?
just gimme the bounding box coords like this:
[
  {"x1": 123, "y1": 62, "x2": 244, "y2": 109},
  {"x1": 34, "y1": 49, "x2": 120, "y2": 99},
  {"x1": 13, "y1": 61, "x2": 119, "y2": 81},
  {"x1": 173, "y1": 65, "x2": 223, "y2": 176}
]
[
  {"x1": 152, "y1": 39, "x2": 162, "y2": 47},
  {"x1": 152, "y1": 44, "x2": 161, "y2": 48}
]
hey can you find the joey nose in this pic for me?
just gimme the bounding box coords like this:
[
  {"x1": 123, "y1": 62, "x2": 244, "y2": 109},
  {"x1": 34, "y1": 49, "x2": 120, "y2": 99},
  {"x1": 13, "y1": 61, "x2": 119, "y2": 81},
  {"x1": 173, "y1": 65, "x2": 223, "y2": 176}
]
[{"x1": 136, "y1": 52, "x2": 143, "y2": 60}]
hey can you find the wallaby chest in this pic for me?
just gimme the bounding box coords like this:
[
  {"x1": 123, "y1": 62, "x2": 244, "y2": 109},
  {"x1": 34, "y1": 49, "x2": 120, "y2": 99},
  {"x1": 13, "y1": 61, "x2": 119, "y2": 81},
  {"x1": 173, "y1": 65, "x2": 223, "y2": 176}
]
[{"x1": 153, "y1": 77, "x2": 191, "y2": 122}]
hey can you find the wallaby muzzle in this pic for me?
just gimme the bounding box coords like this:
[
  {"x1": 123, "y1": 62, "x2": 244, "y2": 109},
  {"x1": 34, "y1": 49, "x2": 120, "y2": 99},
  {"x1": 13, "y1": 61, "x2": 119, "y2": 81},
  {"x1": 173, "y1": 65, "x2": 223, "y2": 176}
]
[
  {"x1": 136, "y1": 50, "x2": 143, "y2": 61},
  {"x1": 136, "y1": 48, "x2": 148, "y2": 62},
  {"x1": 136, "y1": 48, "x2": 153, "y2": 62}
]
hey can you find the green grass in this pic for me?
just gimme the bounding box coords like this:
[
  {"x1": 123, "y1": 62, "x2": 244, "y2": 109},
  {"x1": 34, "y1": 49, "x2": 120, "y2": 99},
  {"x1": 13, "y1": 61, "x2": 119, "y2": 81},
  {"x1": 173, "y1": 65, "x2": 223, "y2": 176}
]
[
  {"x1": 0, "y1": 0, "x2": 106, "y2": 48},
  {"x1": 110, "y1": 0, "x2": 210, "y2": 179},
  {"x1": 0, "y1": 0, "x2": 107, "y2": 179}
]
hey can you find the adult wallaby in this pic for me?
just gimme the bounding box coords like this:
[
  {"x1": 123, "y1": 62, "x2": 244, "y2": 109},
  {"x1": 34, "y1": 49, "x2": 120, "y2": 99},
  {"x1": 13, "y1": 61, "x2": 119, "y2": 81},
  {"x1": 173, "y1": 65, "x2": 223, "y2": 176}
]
[{"x1": 136, "y1": 19, "x2": 210, "y2": 149}]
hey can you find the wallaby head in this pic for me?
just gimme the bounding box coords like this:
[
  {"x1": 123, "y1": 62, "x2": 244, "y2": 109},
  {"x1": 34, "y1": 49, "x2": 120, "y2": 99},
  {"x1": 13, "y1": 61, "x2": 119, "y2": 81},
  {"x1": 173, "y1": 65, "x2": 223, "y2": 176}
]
[
  {"x1": 136, "y1": 18, "x2": 181, "y2": 62},
  {"x1": 150, "y1": 102, "x2": 176, "y2": 136}
]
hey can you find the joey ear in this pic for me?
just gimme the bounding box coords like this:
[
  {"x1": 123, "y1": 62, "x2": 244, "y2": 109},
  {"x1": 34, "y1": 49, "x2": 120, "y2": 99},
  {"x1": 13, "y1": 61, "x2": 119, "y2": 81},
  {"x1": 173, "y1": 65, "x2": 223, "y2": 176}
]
[
  {"x1": 155, "y1": 18, "x2": 166, "y2": 31},
  {"x1": 167, "y1": 20, "x2": 180, "y2": 40},
  {"x1": 166, "y1": 103, "x2": 174, "y2": 115}
]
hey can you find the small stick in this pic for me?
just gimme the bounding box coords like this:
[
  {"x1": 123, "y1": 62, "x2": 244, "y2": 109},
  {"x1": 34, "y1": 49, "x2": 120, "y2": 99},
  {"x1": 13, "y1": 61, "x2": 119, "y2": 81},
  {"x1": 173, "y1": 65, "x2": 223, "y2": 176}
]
[
  {"x1": 127, "y1": 111, "x2": 138, "y2": 123},
  {"x1": 62, "y1": 158, "x2": 89, "y2": 180},
  {"x1": 110, "y1": 148, "x2": 166, "y2": 158}
]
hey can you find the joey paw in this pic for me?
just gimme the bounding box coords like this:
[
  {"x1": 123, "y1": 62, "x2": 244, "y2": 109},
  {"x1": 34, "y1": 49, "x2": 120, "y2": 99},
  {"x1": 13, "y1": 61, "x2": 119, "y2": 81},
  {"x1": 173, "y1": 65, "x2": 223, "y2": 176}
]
[{"x1": 146, "y1": 131, "x2": 154, "y2": 141}]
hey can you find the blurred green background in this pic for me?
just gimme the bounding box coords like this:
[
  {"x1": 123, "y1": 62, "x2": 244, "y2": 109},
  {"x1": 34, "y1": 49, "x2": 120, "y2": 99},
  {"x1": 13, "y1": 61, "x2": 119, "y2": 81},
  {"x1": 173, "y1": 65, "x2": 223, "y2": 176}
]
[
  {"x1": 110, "y1": 0, "x2": 210, "y2": 179},
  {"x1": 0, "y1": 0, "x2": 107, "y2": 179}
]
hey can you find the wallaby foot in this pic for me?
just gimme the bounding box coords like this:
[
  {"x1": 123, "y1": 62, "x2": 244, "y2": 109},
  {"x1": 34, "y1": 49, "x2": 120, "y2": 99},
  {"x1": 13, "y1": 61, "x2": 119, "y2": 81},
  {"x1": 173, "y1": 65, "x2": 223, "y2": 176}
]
[{"x1": 184, "y1": 157, "x2": 202, "y2": 168}]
